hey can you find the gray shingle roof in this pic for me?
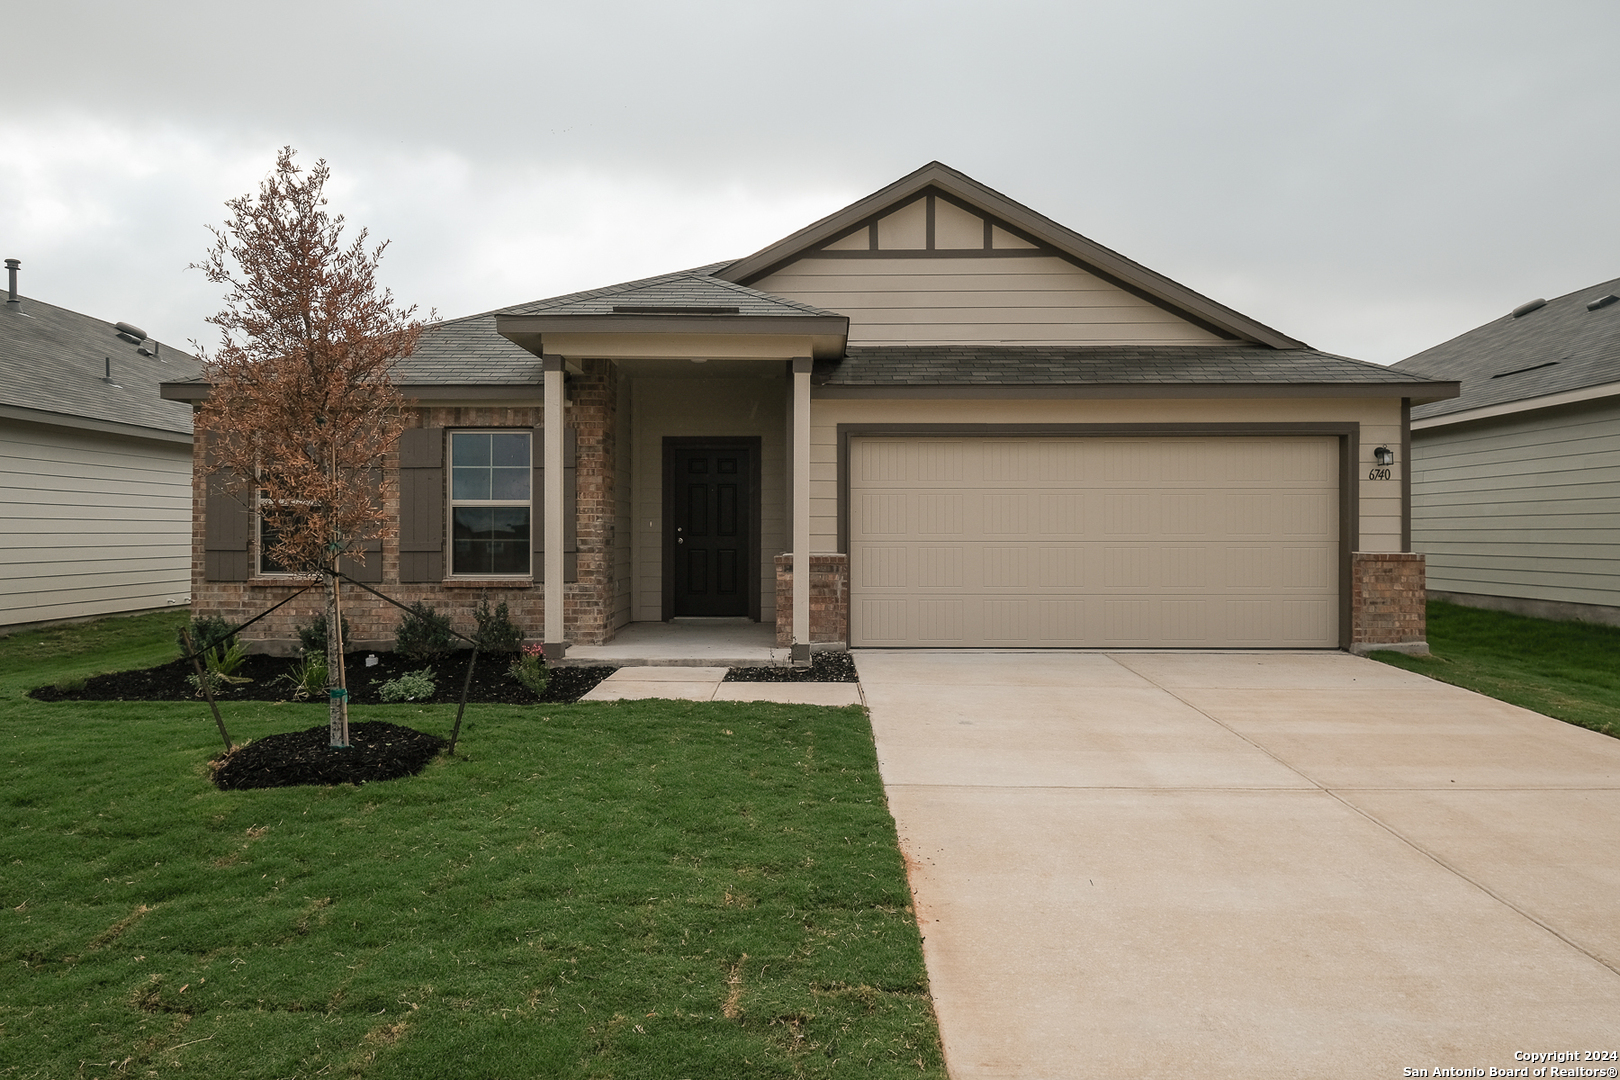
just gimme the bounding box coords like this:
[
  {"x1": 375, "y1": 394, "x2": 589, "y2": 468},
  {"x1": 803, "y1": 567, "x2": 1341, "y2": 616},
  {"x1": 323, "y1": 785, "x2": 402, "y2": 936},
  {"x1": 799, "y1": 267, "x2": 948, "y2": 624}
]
[
  {"x1": 818, "y1": 345, "x2": 1449, "y2": 388},
  {"x1": 498, "y1": 265, "x2": 841, "y2": 319},
  {"x1": 1395, "y1": 275, "x2": 1620, "y2": 419},
  {"x1": 391, "y1": 305, "x2": 541, "y2": 386},
  {"x1": 1, "y1": 296, "x2": 202, "y2": 435}
]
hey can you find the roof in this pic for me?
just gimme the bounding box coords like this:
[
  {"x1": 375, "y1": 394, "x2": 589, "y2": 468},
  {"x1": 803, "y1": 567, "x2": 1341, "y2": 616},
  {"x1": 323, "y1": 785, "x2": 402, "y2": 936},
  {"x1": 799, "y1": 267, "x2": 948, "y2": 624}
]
[
  {"x1": 1395, "y1": 275, "x2": 1620, "y2": 421},
  {"x1": 818, "y1": 345, "x2": 1454, "y2": 399},
  {"x1": 1, "y1": 295, "x2": 202, "y2": 439},
  {"x1": 718, "y1": 161, "x2": 1308, "y2": 351},
  {"x1": 499, "y1": 265, "x2": 842, "y2": 319}
]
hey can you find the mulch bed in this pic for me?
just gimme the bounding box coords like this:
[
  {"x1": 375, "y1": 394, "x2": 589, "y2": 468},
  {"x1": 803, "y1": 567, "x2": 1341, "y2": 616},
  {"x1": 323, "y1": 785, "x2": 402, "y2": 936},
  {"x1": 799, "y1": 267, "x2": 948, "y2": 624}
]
[
  {"x1": 29, "y1": 649, "x2": 615, "y2": 706},
  {"x1": 211, "y1": 721, "x2": 445, "y2": 790},
  {"x1": 725, "y1": 651, "x2": 859, "y2": 682},
  {"x1": 36, "y1": 647, "x2": 859, "y2": 791}
]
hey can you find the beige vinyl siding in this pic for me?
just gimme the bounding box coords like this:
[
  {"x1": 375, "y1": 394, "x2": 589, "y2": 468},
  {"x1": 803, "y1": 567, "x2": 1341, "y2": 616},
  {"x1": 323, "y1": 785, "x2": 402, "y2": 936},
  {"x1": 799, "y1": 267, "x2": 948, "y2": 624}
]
[
  {"x1": 754, "y1": 256, "x2": 1228, "y2": 347},
  {"x1": 629, "y1": 376, "x2": 786, "y2": 623},
  {"x1": 1411, "y1": 399, "x2": 1620, "y2": 608},
  {"x1": 0, "y1": 419, "x2": 192, "y2": 627},
  {"x1": 810, "y1": 396, "x2": 1404, "y2": 557}
]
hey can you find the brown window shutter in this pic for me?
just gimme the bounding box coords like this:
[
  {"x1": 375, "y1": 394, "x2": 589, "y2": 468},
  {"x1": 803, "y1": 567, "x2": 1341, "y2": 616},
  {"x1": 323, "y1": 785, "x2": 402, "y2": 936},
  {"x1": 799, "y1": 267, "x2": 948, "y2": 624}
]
[
  {"x1": 397, "y1": 427, "x2": 444, "y2": 582},
  {"x1": 532, "y1": 424, "x2": 578, "y2": 583},
  {"x1": 204, "y1": 454, "x2": 251, "y2": 582}
]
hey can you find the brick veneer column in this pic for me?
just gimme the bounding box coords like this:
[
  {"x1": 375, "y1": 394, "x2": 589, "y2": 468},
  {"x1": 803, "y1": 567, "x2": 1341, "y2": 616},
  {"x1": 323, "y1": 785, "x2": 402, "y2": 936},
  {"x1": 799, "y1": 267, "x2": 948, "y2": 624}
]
[
  {"x1": 561, "y1": 358, "x2": 616, "y2": 646},
  {"x1": 1350, "y1": 552, "x2": 1428, "y2": 655},
  {"x1": 774, "y1": 554, "x2": 849, "y2": 647}
]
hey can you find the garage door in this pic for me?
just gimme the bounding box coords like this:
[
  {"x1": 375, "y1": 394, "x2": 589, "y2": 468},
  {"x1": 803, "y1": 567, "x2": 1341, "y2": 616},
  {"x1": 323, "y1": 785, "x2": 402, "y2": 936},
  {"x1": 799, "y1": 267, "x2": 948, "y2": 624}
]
[{"x1": 848, "y1": 436, "x2": 1339, "y2": 648}]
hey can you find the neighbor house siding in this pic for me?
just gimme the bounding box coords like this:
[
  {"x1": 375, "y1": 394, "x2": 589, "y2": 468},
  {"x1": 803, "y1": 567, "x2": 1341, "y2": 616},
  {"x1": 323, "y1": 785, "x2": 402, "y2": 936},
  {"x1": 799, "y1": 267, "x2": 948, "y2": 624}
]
[
  {"x1": 1411, "y1": 398, "x2": 1620, "y2": 610},
  {"x1": 0, "y1": 418, "x2": 192, "y2": 626},
  {"x1": 754, "y1": 256, "x2": 1228, "y2": 347}
]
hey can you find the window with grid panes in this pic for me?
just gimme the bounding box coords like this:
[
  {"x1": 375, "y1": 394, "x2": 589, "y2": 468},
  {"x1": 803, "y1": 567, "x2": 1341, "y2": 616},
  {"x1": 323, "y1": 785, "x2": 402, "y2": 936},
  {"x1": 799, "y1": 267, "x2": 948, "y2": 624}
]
[{"x1": 449, "y1": 431, "x2": 531, "y2": 575}]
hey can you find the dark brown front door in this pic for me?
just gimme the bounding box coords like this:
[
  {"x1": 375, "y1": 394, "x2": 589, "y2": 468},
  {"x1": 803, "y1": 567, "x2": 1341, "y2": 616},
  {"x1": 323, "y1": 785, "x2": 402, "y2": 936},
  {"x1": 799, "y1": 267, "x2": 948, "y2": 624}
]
[{"x1": 666, "y1": 441, "x2": 755, "y2": 617}]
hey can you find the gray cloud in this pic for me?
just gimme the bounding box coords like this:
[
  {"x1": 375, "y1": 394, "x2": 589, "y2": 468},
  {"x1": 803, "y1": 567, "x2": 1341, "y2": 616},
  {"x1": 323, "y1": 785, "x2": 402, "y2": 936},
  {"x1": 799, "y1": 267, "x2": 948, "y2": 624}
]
[{"x1": 5, "y1": 0, "x2": 1616, "y2": 361}]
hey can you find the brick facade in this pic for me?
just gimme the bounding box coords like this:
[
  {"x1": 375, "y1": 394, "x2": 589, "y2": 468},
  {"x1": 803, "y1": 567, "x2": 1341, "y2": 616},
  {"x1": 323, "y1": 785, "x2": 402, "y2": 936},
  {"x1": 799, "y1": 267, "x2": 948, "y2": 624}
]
[
  {"x1": 1350, "y1": 551, "x2": 1427, "y2": 650},
  {"x1": 773, "y1": 553, "x2": 849, "y2": 647},
  {"x1": 189, "y1": 360, "x2": 619, "y2": 654}
]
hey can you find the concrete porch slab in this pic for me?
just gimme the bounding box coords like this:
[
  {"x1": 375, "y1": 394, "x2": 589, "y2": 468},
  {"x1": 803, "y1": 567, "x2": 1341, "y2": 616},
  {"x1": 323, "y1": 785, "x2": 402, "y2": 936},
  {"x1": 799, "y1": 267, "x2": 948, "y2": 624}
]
[
  {"x1": 559, "y1": 618, "x2": 790, "y2": 667},
  {"x1": 579, "y1": 665, "x2": 864, "y2": 706}
]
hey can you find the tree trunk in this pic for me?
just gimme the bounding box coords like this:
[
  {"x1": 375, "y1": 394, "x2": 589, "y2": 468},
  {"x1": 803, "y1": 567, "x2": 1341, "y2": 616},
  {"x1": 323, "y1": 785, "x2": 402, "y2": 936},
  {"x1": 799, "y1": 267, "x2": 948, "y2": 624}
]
[{"x1": 327, "y1": 569, "x2": 350, "y2": 748}]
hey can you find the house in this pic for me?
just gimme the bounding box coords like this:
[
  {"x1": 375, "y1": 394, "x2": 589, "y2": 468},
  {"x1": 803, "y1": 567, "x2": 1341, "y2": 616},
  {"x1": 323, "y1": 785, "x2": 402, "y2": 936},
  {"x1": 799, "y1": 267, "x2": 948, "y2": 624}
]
[
  {"x1": 1, "y1": 259, "x2": 203, "y2": 630},
  {"x1": 1393, "y1": 276, "x2": 1620, "y2": 625},
  {"x1": 163, "y1": 162, "x2": 1457, "y2": 656}
]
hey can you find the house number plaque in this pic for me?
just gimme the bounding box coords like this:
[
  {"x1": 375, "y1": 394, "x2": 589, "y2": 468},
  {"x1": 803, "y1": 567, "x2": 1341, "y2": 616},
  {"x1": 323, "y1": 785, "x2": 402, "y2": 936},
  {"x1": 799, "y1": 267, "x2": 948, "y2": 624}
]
[{"x1": 1367, "y1": 467, "x2": 1393, "y2": 481}]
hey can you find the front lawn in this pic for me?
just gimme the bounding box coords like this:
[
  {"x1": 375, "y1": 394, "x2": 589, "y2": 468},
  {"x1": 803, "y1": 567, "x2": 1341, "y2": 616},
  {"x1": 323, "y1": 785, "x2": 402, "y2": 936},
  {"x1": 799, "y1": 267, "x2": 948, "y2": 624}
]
[
  {"x1": 0, "y1": 615, "x2": 943, "y2": 1078},
  {"x1": 1367, "y1": 600, "x2": 1620, "y2": 739}
]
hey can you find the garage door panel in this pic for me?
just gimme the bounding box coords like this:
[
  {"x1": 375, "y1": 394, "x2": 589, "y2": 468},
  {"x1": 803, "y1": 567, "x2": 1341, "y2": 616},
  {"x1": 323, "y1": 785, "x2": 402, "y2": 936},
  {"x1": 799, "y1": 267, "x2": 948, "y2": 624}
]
[{"x1": 849, "y1": 437, "x2": 1339, "y2": 648}]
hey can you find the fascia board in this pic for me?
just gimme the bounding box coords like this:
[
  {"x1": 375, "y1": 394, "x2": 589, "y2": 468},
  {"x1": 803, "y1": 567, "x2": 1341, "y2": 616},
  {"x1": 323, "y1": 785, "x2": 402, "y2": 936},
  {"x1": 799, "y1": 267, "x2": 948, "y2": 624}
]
[
  {"x1": 523, "y1": 331, "x2": 836, "y2": 361},
  {"x1": 717, "y1": 161, "x2": 1309, "y2": 351},
  {"x1": 1412, "y1": 379, "x2": 1620, "y2": 431},
  {"x1": 814, "y1": 382, "x2": 1456, "y2": 401},
  {"x1": 495, "y1": 313, "x2": 847, "y2": 337},
  {"x1": 0, "y1": 401, "x2": 193, "y2": 444}
]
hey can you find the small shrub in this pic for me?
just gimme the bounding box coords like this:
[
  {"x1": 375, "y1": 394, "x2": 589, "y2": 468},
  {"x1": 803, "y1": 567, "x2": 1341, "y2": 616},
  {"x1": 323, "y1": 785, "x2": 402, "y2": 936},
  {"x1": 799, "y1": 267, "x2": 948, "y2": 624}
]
[
  {"x1": 395, "y1": 602, "x2": 454, "y2": 664},
  {"x1": 473, "y1": 594, "x2": 523, "y2": 653},
  {"x1": 186, "y1": 667, "x2": 250, "y2": 697},
  {"x1": 295, "y1": 614, "x2": 351, "y2": 657},
  {"x1": 378, "y1": 668, "x2": 437, "y2": 703},
  {"x1": 508, "y1": 644, "x2": 548, "y2": 698},
  {"x1": 53, "y1": 674, "x2": 87, "y2": 693},
  {"x1": 277, "y1": 653, "x2": 328, "y2": 701},
  {"x1": 179, "y1": 615, "x2": 236, "y2": 660}
]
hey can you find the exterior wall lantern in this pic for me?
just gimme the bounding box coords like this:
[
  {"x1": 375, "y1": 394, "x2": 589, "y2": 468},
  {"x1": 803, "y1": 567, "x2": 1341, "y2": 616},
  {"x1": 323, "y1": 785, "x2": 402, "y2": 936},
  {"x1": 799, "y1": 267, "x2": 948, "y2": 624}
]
[{"x1": 1373, "y1": 446, "x2": 1395, "y2": 467}]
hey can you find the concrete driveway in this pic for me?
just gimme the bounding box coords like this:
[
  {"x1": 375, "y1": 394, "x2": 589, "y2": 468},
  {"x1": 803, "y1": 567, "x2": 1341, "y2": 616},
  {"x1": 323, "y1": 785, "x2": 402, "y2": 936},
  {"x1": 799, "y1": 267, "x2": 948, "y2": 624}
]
[{"x1": 855, "y1": 650, "x2": 1620, "y2": 1080}]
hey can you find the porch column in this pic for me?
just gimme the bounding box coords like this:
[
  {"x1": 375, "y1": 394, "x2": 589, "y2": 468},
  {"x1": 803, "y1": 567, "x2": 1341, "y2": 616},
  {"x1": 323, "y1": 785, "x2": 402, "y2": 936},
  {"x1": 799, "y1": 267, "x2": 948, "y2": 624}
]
[
  {"x1": 791, "y1": 356, "x2": 812, "y2": 666},
  {"x1": 543, "y1": 354, "x2": 567, "y2": 658}
]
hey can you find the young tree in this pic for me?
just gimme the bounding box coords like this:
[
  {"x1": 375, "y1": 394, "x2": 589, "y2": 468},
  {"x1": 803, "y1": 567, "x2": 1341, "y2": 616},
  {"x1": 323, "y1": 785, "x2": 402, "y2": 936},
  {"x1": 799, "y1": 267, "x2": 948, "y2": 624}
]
[{"x1": 193, "y1": 147, "x2": 427, "y2": 748}]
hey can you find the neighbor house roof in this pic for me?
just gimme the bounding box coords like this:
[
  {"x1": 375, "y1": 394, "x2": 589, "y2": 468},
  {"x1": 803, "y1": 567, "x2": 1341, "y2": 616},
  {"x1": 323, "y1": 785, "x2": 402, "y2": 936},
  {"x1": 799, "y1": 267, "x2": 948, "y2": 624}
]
[
  {"x1": 2, "y1": 295, "x2": 201, "y2": 441},
  {"x1": 1395, "y1": 275, "x2": 1620, "y2": 422},
  {"x1": 816, "y1": 344, "x2": 1456, "y2": 401}
]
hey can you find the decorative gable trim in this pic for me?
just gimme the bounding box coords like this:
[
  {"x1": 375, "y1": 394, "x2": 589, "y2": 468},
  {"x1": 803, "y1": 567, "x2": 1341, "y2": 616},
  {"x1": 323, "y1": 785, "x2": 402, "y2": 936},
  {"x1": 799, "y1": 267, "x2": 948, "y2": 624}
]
[{"x1": 718, "y1": 161, "x2": 1306, "y2": 351}]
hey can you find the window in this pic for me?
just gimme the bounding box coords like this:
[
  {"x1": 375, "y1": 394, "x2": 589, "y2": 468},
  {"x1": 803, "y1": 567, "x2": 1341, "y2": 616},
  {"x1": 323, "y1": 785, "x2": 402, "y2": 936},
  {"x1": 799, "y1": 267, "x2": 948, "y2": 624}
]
[
  {"x1": 450, "y1": 431, "x2": 531, "y2": 576},
  {"x1": 257, "y1": 492, "x2": 314, "y2": 576}
]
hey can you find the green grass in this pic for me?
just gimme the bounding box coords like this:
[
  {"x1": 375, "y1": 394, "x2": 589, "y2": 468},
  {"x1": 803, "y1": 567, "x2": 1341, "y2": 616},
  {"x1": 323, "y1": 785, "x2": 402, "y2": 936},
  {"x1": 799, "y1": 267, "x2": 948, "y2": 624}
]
[
  {"x1": 0, "y1": 616, "x2": 943, "y2": 1078},
  {"x1": 1367, "y1": 600, "x2": 1620, "y2": 739}
]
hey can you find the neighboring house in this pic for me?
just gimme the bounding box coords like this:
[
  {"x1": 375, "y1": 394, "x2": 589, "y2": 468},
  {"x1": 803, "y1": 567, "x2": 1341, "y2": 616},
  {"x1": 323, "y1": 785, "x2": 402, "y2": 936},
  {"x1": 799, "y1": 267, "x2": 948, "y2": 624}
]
[
  {"x1": 1, "y1": 260, "x2": 203, "y2": 630},
  {"x1": 1393, "y1": 276, "x2": 1620, "y2": 625},
  {"x1": 164, "y1": 162, "x2": 1456, "y2": 656}
]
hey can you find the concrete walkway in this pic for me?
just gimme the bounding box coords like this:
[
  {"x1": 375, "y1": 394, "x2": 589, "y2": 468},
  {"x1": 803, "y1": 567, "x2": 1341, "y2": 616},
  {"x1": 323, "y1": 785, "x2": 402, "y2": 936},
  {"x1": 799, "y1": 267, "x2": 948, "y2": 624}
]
[
  {"x1": 581, "y1": 665, "x2": 862, "y2": 706},
  {"x1": 856, "y1": 649, "x2": 1620, "y2": 1079}
]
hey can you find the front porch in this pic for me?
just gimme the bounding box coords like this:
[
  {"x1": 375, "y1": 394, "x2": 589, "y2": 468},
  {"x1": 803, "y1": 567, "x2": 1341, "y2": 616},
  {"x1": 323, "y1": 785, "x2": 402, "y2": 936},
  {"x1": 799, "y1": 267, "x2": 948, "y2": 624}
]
[{"x1": 558, "y1": 617, "x2": 786, "y2": 668}]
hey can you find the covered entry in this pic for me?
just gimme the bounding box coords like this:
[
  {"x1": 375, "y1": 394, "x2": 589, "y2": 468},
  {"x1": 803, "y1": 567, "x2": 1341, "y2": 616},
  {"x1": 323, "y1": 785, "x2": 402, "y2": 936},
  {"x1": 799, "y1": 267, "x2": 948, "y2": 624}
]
[{"x1": 847, "y1": 434, "x2": 1342, "y2": 648}]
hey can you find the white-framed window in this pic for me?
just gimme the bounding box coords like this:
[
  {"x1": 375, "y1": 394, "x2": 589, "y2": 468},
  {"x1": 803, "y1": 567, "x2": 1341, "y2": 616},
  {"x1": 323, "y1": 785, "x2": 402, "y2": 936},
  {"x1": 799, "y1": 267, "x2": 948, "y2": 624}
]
[{"x1": 449, "y1": 430, "x2": 532, "y2": 576}]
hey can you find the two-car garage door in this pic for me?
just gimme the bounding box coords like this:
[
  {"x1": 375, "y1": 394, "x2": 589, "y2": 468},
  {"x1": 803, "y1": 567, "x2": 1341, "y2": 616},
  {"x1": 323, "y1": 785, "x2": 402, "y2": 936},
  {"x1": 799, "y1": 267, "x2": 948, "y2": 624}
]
[{"x1": 848, "y1": 436, "x2": 1340, "y2": 648}]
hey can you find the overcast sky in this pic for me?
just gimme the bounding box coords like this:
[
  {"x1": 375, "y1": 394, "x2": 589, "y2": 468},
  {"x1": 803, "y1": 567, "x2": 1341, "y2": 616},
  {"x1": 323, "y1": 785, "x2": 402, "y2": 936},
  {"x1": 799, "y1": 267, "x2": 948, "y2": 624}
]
[{"x1": 5, "y1": 0, "x2": 1616, "y2": 364}]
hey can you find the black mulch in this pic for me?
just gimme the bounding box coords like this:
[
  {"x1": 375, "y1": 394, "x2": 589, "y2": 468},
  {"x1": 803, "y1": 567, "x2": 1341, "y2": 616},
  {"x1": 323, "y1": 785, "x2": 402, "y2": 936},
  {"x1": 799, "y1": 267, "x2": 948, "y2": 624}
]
[
  {"x1": 29, "y1": 649, "x2": 616, "y2": 706},
  {"x1": 212, "y1": 721, "x2": 445, "y2": 790},
  {"x1": 724, "y1": 650, "x2": 859, "y2": 682}
]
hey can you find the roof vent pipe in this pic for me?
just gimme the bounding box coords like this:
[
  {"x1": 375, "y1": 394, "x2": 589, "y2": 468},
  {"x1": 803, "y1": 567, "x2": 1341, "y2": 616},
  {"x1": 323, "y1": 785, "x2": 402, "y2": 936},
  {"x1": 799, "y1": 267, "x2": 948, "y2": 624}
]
[
  {"x1": 5, "y1": 258, "x2": 18, "y2": 308},
  {"x1": 1510, "y1": 298, "x2": 1547, "y2": 318}
]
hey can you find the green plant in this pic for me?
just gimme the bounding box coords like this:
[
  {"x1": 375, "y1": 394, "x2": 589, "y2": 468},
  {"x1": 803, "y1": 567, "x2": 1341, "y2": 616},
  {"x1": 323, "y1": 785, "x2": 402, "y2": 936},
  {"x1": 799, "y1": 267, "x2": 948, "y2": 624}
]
[
  {"x1": 395, "y1": 601, "x2": 455, "y2": 664},
  {"x1": 508, "y1": 643, "x2": 548, "y2": 697},
  {"x1": 294, "y1": 614, "x2": 351, "y2": 657},
  {"x1": 52, "y1": 674, "x2": 87, "y2": 693},
  {"x1": 179, "y1": 614, "x2": 236, "y2": 661},
  {"x1": 472, "y1": 593, "x2": 523, "y2": 653},
  {"x1": 377, "y1": 667, "x2": 437, "y2": 702},
  {"x1": 276, "y1": 652, "x2": 329, "y2": 701}
]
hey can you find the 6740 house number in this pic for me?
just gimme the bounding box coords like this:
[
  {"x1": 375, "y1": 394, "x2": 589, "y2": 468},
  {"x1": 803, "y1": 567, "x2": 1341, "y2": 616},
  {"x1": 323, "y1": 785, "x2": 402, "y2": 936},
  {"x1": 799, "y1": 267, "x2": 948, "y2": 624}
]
[{"x1": 1368, "y1": 467, "x2": 1393, "y2": 481}]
